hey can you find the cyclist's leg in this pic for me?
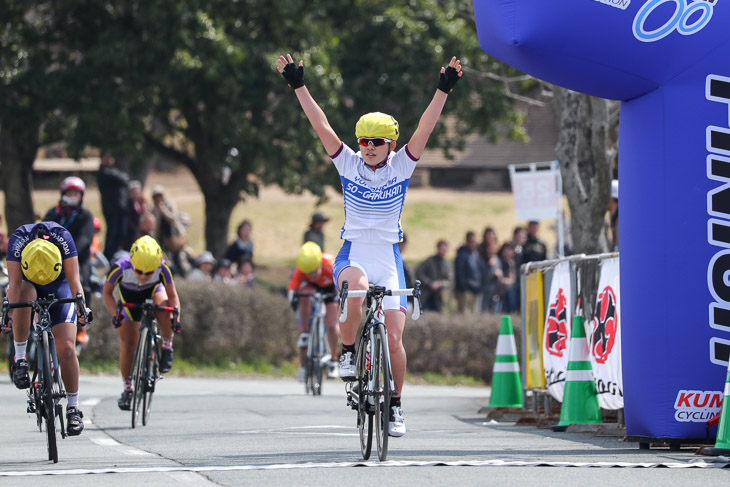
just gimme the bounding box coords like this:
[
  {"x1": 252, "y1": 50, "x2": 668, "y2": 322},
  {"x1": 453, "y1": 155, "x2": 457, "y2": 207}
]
[
  {"x1": 383, "y1": 310, "x2": 406, "y2": 397},
  {"x1": 9, "y1": 281, "x2": 36, "y2": 388},
  {"x1": 297, "y1": 283, "x2": 316, "y2": 367},
  {"x1": 153, "y1": 286, "x2": 176, "y2": 373},
  {"x1": 324, "y1": 302, "x2": 341, "y2": 362},
  {"x1": 334, "y1": 266, "x2": 367, "y2": 346},
  {"x1": 118, "y1": 319, "x2": 140, "y2": 378},
  {"x1": 53, "y1": 322, "x2": 79, "y2": 393}
]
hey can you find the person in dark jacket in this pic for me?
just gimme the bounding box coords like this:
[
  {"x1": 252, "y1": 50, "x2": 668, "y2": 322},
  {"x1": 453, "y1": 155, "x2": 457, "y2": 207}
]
[
  {"x1": 303, "y1": 212, "x2": 329, "y2": 251},
  {"x1": 453, "y1": 231, "x2": 483, "y2": 314},
  {"x1": 224, "y1": 220, "x2": 253, "y2": 267},
  {"x1": 43, "y1": 177, "x2": 96, "y2": 301},
  {"x1": 96, "y1": 151, "x2": 129, "y2": 260},
  {"x1": 522, "y1": 220, "x2": 547, "y2": 263},
  {"x1": 416, "y1": 240, "x2": 451, "y2": 312}
]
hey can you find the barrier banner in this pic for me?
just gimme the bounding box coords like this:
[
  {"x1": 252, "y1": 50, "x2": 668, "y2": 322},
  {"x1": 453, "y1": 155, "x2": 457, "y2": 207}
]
[
  {"x1": 473, "y1": 0, "x2": 730, "y2": 440},
  {"x1": 590, "y1": 258, "x2": 623, "y2": 410},
  {"x1": 525, "y1": 271, "x2": 545, "y2": 388},
  {"x1": 543, "y1": 261, "x2": 572, "y2": 401}
]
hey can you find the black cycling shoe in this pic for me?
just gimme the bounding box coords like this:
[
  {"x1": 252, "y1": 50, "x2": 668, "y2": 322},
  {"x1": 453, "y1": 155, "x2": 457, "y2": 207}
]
[
  {"x1": 160, "y1": 348, "x2": 174, "y2": 373},
  {"x1": 66, "y1": 407, "x2": 84, "y2": 436},
  {"x1": 12, "y1": 359, "x2": 30, "y2": 389},
  {"x1": 117, "y1": 390, "x2": 132, "y2": 411}
]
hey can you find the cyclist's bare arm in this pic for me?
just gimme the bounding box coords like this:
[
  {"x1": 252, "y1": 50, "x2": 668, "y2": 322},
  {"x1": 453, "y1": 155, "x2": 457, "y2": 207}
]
[
  {"x1": 277, "y1": 54, "x2": 342, "y2": 156},
  {"x1": 3, "y1": 261, "x2": 24, "y2": 329},
  {"x1": 163, "y1": 282, "x2": 181, "y2": 320},
  {"x1": 102, "y1": 281, "x2": 118, "y2": 318},
  {"x1": 62, "y1": 257, "x2": 88, "y2": 323},
  {"x1": 407, "y1": 57, "x2": 462, "y2": 159}
]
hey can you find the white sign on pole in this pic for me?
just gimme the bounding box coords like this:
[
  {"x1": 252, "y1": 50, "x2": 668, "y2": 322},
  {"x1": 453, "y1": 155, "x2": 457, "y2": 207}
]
[
  {"x1": 509, "y1": 161, "x2": 564, "y2": 257},
  {"x1": 509, "y1": 161, "x2": 560, "y2": 221}
]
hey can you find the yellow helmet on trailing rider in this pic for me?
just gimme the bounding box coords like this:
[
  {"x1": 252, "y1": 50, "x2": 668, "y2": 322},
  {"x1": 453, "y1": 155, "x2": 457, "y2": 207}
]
[
  {"x1": 129, "y1": 235, "x2": 162, "y2": 272},
  {"x1": 355, "y1": 112, "x2": 399, "y2": 141},
  {"x1": 21, "y1": 239, "x2": 63, "y2": 285},
  {"x1": 296, "y1": 242, "x2": 322, "y2": 274}
]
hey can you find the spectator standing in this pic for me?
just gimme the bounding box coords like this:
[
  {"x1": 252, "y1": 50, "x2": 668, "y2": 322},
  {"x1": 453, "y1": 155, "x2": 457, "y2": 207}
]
[
  {"x1": 224, "y1": 220, "x2": 253, "y2": 267},
  {"x1": 453, "y1": 231, "x2": 483, "y2": 314},
  {"x1": 236, "y1": 259, "x2": 257, "y2": 288},
  {"x1": 477, "y1": 226, "x2": 498, "y2": 258},
  {"x1": 511, "y1": 226, "x2": 527, "y2": 269},
  {"x1": 150, "y1": 184, "x2": 189, "y2": 275},
  {"x1": 96, "y1": 151, "x2": 129, "y2": 260},
  {"x1": 415, "y1": 239, "x2": 451, "y2": 312},
  {"x1": 139, "y1": 211, "x2": 157, "y2": 238},
  {"x1": 43, "y1": 177, "x2": 95, "y2": 300},
  {"x1": 303, "y1": 212, "x2": 329, "y2": 251},
  {"x1": 522, "y1": 220, "x2": 547, "y2": 263},
  {"x1": 480, "y1": 241, "x2": 503, "y2": 312},
  {"x1": 498, "y1": 242, "x2": 519, "y2": 313},
  {"x1": 125, "y1": 180, "x2": 147, "y2": 249},
  {"x1": 187, "y1": 251, "x2": 216, "y2": 282}
]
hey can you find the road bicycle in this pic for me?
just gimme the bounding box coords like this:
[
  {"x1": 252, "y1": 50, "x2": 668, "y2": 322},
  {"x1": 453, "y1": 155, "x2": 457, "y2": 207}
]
[
  {"x1": 118, "y1": 300, "x2": 179, "y2": 428},
  {"x1": 339, "y1": 280, "x2": 422, "y2": 461},
  {"x1": 1, "y1": 292, "x2": 90, "y2": 463},
  {"x1": 295, "y1": 290, "x2": 337, "y2": 396}
]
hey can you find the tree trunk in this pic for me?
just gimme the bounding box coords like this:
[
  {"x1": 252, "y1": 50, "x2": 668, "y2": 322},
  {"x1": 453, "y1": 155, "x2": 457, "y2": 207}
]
[
  {"x1": 200, "y1": 182, "x2": 240, "y2": 259},
  {"x1": 0, "y1": 128, "x2": 38, "y2": 232},
  {"x1": 553, "y1": 87, "x2": 616, "y2": 255}
]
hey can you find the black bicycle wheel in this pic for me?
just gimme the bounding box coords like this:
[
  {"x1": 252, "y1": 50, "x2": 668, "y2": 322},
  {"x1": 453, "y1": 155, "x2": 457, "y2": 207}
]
[
  {"x1": 41, "y1": 331, "x2": 58, "y2": 463},
  {"x1": 131, "y1": 327, "x2": 149, "y2": 428},
  {"x1": 357, "y1": 331, "x2": 373, "y2": 460},
  {"x1": 142, "y1": 335, "x2": 157, "y2": 426},
  {"x1": 374, "y1": 323, "x2": 391, "y2": 461},
  {"x1": 310, "y1": 319, "x2": 323, "y2": 396}
]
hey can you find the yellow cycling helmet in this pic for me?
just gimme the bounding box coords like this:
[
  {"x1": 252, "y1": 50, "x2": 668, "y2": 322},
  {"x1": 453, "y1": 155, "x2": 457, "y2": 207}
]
[
  {"x1": 21, "y1": 239, "x2": 63, "y2": 285},
  {"x1": 129, "y1": 235, "x2": 162, "y2": 272},
  {"x1": 296, "y1": 242, "x2": 323, "y2": 274},
  {"x1": 355, "y1": 112, "x2": 399, "y2": 141}
]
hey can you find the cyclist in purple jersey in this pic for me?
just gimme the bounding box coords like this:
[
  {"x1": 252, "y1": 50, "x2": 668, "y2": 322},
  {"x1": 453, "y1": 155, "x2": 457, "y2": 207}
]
[
  {"x1": 102, "y1": 236, "x2": 181, "y2": 411},
  {"x1": 277, "y1": 53, "x2": 462, "y2": 437},
  {"x1": 5, "y1": 221, "x2": 90, "y2": 436}
]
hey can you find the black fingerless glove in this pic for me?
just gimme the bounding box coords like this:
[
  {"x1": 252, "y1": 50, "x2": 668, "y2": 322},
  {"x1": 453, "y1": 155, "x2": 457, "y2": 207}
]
[
  {"x1": 437, "y1": 66, "x2": 461, "y2": 94},
  {"x1": 281, "y1": 62, "x2": 304, "y2": 89}
]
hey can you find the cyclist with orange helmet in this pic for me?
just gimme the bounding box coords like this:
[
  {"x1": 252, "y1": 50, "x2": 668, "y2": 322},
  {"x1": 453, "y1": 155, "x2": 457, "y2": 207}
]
[
  {"x1": 4, "y1": 221, "x2": 91, "y2": 436},
  {"x1": 287, "y1": 242, "x2": 341, "y2": 381},
  {"x1": 102, "y1": 235, "x2": 181, "y2": 411},
  {"x1": 277, "y1": 53, "x2": 461, "y2": 436}
]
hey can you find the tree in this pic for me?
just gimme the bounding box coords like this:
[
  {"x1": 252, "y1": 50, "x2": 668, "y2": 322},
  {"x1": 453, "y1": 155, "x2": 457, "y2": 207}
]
[{"x1": 553, "y1": 87, "x2": 619, "y2": 255}]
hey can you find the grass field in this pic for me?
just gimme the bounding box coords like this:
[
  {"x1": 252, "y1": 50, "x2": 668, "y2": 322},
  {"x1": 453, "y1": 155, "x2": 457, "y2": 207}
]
[{"x1": 3, "y1": 167, "x2": 559, "y2": 286}]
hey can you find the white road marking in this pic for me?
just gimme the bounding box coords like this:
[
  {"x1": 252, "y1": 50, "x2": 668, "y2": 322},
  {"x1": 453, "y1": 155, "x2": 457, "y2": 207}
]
[
  {"x1": 89, "y1": 436, "x2": 156, "y2": 457},
  {"x1": 237, "y1": 424, "x2": 353, "y2": 434},
  {"x1": 81, "y1": 398, "x2": 100, "y2": 407},
  {"x1": 0, "y1": 458, "x2": 728, "y2": 476}
]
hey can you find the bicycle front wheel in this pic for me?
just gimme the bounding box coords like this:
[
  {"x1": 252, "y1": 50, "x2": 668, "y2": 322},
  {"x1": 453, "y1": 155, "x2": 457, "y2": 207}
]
[
  {"x1": 307, "y1": 319, "x2": 323, "y2": 396},
  {"x1": 374, "y1": 322, "x2": 392, "y2": 461},
  {"x1": 41, "y1": 331, "x2": 58, "y2": 463},
  {"x1": 131, "y1": 327, "x2": 149, "y2": 428},
  {"x1": 142, "y1": 335, "x2": 157, "y2": 426},
  {"x1": 357, "y1": 332, "x2": 373, "y2": 460}
]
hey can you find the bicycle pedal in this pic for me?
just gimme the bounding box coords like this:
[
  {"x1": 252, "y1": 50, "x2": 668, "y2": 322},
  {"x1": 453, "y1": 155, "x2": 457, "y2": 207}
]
[{"x1": 27, "y1": 403, "x2": 36, "y2": 414}]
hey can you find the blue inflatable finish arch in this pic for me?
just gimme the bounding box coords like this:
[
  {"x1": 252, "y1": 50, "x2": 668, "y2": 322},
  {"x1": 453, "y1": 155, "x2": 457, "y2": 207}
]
[{"x1": 473, "y1": 0, "x2": 730, "y2": 440}]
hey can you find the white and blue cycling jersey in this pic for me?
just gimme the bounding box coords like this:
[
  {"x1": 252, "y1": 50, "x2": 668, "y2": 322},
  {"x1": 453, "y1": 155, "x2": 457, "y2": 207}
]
[
  {"x1": 330, "y1": 142, "x2": 418, "y2": 311},
  {"x1": 331, "y1": 143, "x2": 418, "y2": 245}
]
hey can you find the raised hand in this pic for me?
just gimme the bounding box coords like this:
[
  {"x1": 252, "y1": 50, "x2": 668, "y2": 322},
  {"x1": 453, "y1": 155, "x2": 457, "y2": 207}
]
[
  {"x1": 277, "y1": 54, "x2": 305, "y2": 89},
  {"x1": 437, "y1": 56, "x2": 463, "y2": 94}
]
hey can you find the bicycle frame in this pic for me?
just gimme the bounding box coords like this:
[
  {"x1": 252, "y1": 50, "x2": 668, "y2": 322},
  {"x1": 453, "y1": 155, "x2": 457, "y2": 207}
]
[
  {"x1": 1, "y1": 292, "x2": 87, "y2": 463},
  {"x1": 295, "y1": 291, "x2": 335, "y2": 395},
  {"x1": 339, "y1": 280, "x2": 422, "y2": 461}
]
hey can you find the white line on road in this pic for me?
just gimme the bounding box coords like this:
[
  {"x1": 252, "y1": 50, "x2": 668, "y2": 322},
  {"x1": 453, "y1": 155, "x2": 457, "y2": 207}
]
[
  {"x1": 1, "y1": 458, "x2": 728, "y2": 476},
  {"x1": 89, "y1": 437, "x2": 156, "y2": 457},
  {"x1": 80, "y1": 398, "x2": 100, "y2": 407}
]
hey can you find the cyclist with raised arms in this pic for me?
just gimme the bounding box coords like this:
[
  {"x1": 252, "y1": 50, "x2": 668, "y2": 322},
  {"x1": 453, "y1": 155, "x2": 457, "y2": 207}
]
[
  {"x1": 288, "y1": 242, "x2": 341, "y2": 381},
  {"x1": 5, "y1": 221, "x2": 90, "y2": 436},
  {"x1": 102, "y1": 235, "x2": 181, "y2": 411},
  {"x1": 276, "y1": 53, "x2": 461, "y2": 436}
]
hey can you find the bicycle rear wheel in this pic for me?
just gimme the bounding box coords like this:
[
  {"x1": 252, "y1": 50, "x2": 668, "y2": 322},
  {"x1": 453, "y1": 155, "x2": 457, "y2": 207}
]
[
  {"x1": 374, "y1": 322, "x2": 392, "y2": 461},
  {"x1": 307, "y1": 319, "x2": 323, "y2": 396},
  {"x1": 357, "y1": 331, "x2": 373, "y2": 460},
  {"x1": 41, "y1": 331, "x2": 58, "y2": 463},
  {"x1": 142, "y1": 335, "x2": 157, "y2": 426},
  {"x1": 131, "y1": 327, "x2": 149, "y2": 428}
]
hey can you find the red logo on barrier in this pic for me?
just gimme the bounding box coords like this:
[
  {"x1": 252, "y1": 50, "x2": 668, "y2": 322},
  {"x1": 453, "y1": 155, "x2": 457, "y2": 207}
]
[
  {"x1": 545, "y1": 288, "x2": 568, "y2": 357},
  {"x1": 591, "y1": 286, "x2": 617, "y2": 364}
]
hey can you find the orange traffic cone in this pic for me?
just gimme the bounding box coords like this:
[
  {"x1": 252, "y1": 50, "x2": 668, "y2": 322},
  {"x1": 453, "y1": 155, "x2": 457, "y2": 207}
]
[
  {"x1": 489, "y1": 315, "x2": 523, "y2": 408},
  {"x1": 552, "y1": 315, "x2": 602, "y2": 431}
]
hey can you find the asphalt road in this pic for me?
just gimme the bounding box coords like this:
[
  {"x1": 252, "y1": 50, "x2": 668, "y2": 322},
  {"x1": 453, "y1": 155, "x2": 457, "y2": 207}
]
[{"x1": 0, "y1": 373, "x2": 727, "y2": 486}]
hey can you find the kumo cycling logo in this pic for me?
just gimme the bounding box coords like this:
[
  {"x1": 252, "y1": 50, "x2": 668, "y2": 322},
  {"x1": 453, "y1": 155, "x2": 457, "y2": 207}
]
[
  {"x1": 674, "y1": 390, "x2": 722, "y2": 422},
  {"x1": 591, "y1": 286, "x2": 617, "y2": 364},
  {"x1": 544, "y1": 288, "x2": 568, "y2": 357},
  {"x1": 633, "y1": 0, "x2": 717, "y2": 43}
]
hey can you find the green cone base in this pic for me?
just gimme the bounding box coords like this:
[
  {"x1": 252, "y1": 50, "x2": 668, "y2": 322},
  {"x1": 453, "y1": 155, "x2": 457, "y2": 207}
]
[
  {"x1": 489, "y1": 372, "x2": 523, "y2": 408},
  {"x1": 558, "y1": 381, "x2": 602, "y2": 426}
]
